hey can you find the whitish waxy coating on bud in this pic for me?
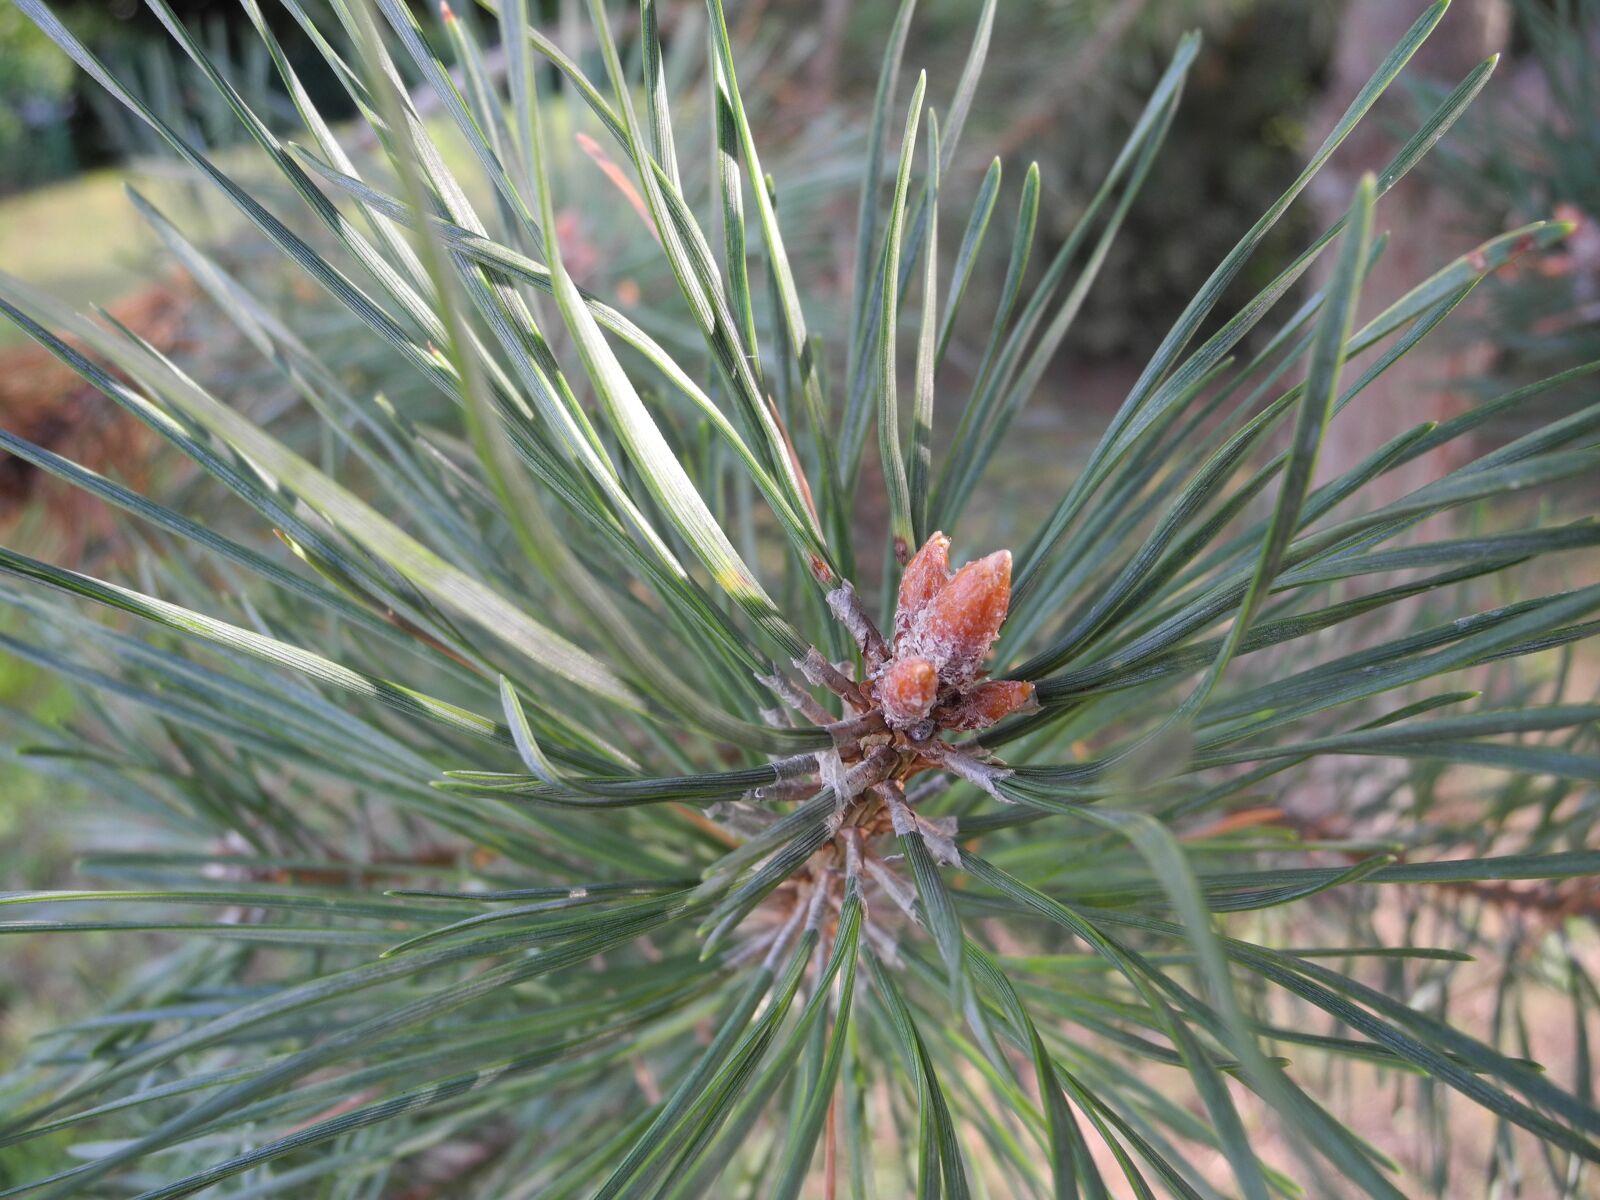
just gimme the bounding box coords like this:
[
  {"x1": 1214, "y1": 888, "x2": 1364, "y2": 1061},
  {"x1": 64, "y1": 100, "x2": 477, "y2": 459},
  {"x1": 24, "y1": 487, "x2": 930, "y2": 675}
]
[
  {"x1": 893, "y1": 532, "x2": 950, "y2": 645},
  {"x1": 869, "y1": 533, "x2": 1031, "y2": 733},
  {"x1": 910, "y1": 549, "x2": 1011, "y2": 682}
]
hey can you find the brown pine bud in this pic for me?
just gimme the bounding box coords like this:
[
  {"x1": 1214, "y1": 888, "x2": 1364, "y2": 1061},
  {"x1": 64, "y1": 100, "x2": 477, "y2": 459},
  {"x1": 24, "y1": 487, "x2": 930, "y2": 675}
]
[
  {"x1": 877, "y1": 656, "x2": 938, "y2": 727},
  {"x1": 894, "y1": 532, "x2": 951, "y2": 646},
  {"x1": 940, "y1": 679, "x2": 1036, "y2": 731},
  {"x1": 912, "y1": 549, "x2": 1011, "y2": 680}
]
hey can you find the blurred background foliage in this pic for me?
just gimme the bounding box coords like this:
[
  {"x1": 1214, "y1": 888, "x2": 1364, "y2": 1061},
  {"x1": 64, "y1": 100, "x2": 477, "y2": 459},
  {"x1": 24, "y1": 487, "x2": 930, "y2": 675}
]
[
  {"x1": 1423, "y1": 0, "x2": 1600, "y2": 393},
  {"x1": 815, "y1": 0, "x2": 1337, "y2": 358},
  {"x1": 1, "y1": 0, "x2": 1336, "y2": 353},
  {"x1": 0, "y1": 2, "x2": 78, "y2": 193}
]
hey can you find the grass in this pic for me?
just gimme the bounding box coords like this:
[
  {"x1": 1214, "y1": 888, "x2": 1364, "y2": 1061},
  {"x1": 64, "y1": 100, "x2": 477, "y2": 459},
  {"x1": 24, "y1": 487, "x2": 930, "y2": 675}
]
[
  {"x1": 0, "y1": 98, "x2": 685, "y2": 350},
  {"x1": 0, "y1": 167, "x2": 162, "y2": 345}
]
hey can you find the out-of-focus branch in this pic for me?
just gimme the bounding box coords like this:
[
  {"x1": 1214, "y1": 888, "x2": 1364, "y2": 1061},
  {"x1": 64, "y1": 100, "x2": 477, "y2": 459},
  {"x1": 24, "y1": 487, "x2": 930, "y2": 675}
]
[{"x1": 994, "y1": 0, "x2": 1148, "y2": 160}]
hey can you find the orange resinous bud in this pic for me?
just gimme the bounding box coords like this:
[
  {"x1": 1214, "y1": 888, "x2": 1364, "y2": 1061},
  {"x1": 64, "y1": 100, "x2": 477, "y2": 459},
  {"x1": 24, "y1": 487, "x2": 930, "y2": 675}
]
[
  {"x1": 909, "y1": 549, "x2": 1011, "y2": 682},
  {"x1": 894, "y1": 531, "x2": 951, "y2": 646},
  {"x1": 873, "y1": 535, "x2": 1020, "y2": 735},
  {"x1": 878, "y1": 656, "x2": 939, "y2": 727},
  {"x1": 940, "y1": 679, "x2": 1036, "y2": 731}
]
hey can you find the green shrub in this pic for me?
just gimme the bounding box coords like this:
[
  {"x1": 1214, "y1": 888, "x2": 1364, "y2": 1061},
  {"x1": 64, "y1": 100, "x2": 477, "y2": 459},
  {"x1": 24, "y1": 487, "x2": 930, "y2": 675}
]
[
  {"x1": 0, "y1": 4, "x2": 77, "y2": 191},
  {"x1": 1, "y1": 1, "x2": 1597, "y2": 1196}
]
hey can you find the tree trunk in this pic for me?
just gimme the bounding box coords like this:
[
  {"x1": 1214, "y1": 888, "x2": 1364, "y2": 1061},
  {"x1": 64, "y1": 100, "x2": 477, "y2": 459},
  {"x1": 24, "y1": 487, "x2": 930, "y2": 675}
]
[{"x1": 1309, "y1": 0, "x2": 1510, "y2": 493}]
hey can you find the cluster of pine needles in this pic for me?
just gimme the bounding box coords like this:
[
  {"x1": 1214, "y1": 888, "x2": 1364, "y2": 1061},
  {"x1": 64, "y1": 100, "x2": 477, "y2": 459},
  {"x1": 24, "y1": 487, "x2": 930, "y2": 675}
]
[{"x1": 0, "y1": 0, "x2": 1597, "y2": 1196}]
